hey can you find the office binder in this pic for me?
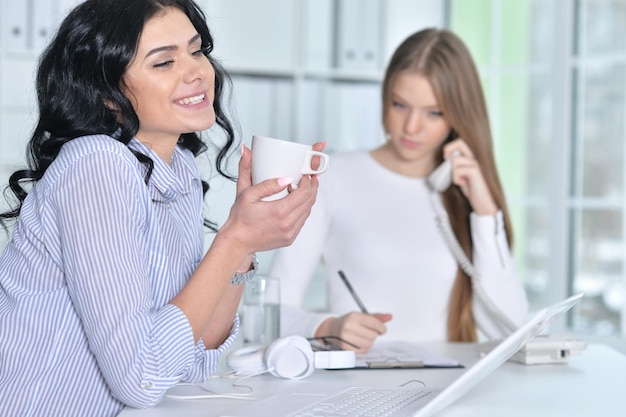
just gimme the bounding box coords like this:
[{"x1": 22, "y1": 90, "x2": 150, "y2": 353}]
[
  {"x1": 1, "y1": 1, "x2": 28, "y2": 50},
  {"x1": 303, "y1": 0, "x2": 333, "y2": 71}
]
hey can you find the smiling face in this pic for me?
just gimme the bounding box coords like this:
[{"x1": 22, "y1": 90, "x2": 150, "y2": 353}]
[
  {"x1": 122, "y1": 7, "x2": 215, "y2": 159},
  {"x1": 383, "y1": 71, "x2": 451, "y2": 175}
]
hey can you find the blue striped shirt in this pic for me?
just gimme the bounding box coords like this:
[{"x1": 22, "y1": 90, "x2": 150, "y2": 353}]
[{"x1": 0, "y1": 134, "x2": 237, "y2": 417}]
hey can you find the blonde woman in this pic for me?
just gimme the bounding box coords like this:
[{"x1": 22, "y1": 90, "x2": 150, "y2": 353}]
[{"x1": 270, "y1": 28, "x2": 528, "y2": 352}]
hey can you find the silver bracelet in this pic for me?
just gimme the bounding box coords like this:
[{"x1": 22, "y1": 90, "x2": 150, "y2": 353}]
[{"x1": 230, "y1": 254, "x2": 259, "y2": 285}]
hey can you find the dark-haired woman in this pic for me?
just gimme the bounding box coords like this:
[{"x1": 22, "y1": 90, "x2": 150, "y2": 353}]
[{"x1": 0, "y1": 1, "x2": 320, "y2": 415}]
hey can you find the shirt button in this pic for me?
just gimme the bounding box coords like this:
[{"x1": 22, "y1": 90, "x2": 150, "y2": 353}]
[{"x1": 143, "y1": 381, "x2": 154, "y2": 389}]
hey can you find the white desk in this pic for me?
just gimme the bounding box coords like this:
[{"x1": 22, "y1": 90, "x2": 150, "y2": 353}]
[{"x1": 119, "y1": 343, "x2": 625, "y2": 417}]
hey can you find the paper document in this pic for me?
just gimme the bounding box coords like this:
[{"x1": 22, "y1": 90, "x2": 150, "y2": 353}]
[{"x1": 355, "y1": 341, "x2": 462, "y2": 369}]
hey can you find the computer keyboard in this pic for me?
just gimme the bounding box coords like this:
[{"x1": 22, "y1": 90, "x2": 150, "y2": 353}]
[{"x1": 287, "y1": 386, "x2": 434, "y2": 417}]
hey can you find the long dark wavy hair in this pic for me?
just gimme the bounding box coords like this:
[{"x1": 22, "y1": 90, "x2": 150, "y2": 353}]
[{"x1": 0, "y1": 0, "x2": 235, "y2": 231}]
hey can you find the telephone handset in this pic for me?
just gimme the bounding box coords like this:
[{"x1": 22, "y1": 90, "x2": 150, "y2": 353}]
[
  {"x1": 426, "y1": 153, "x2": 518, "y2": 336},
  {"x1": 427, "y1": 129, "x2": 459, "y2": 192},
  {"x1": 427, "y1": 157, "x2": 453, "y2": 192}
]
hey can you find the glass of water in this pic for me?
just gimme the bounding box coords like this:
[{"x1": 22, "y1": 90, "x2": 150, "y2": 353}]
[{"x1": 242, "y1": 275, "x2": 280, "y2": 346}]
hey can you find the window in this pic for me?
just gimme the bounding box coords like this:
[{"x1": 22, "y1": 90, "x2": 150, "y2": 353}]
[{"x1": 450, "y1": 0, "x2": 626, "y2": 337}]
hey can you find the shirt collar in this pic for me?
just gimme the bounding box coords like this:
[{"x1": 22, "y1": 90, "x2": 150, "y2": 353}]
[{"x1": 128, "y1": 138, "x2": 200, "y2": 203}]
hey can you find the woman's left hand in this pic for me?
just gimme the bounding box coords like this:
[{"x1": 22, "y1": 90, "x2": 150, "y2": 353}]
[
  {"x1": 443, "y1": 139, "x2": 498, "y2": 215},
  {"x1": 235, "y1": 141, "x2": 326, "y2": 198},
  {"x1": 221, "y1": 142, "x2": 325, "y2": 257}
]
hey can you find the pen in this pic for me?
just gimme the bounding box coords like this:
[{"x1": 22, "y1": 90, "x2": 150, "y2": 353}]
[{"x1": 337, "y1": 270, "x2": 369, "y2": 314}]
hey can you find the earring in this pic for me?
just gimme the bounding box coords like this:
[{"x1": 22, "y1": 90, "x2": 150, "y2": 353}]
[{"x1": 384, "y1": 132, "x2": 392, "y2": 141}]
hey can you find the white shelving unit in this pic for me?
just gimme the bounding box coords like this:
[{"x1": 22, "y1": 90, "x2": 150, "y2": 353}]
[
  {"x1": 203, "y1": 0, "x2": 445, "y2": 153},
  {"x1": 0, "y1": 0, "x2": 82, "y2": 174}
]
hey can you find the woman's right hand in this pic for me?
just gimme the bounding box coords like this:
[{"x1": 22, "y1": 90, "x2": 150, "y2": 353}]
[{"x1": 316, "y1": 312, "x2": 393, "y2": 353}]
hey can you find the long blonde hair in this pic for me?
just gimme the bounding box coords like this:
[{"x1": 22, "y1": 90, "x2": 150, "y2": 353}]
[{"x1": 382, "y1": 28, "x2": 514, "y2": 342}]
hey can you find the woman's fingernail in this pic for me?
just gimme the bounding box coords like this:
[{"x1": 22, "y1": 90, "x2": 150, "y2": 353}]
[
  {"x1": 277, "y1": 177, "x2": 293, "y2": 187},
  {"x1": 241, "y1": 144, "x2": 245, "y2": 156}
]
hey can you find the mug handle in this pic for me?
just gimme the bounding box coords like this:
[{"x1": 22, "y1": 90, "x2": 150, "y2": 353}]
[{"x1": 302, "y1": 151, "x2": 329, "y2": 175}]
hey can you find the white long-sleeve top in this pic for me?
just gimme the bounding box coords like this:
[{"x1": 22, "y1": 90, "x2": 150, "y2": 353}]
[{"x1": 269, "y1": 151, "x2": 528, "y2": 343}]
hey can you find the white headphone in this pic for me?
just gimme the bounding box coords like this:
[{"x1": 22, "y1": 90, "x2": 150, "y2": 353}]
[{"x1": 226, "y1": 335, "x2": 355, "y2": 379}]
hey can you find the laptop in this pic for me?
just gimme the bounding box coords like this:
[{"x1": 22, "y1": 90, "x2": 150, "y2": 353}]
[{"x1": 220, "y1": 293, "x2": 583, "y2": 417}]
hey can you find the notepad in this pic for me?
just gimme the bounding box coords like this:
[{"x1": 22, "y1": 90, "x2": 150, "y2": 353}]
[{"x1": 354, "y1": 341, "x2": 462, "y2": 369}]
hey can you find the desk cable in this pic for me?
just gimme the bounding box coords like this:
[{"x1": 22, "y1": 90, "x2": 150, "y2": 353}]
[
  {"x1": 399, "y1": 379, "x2": 427, "y2": 389},
  {"x1": 164, "y1": 368, "x2": 275, "y2": 401}
]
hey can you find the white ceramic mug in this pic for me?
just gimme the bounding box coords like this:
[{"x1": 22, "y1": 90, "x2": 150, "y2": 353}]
[{"x1": 251, "y1": 135, "x2": 330, "y2": 201}]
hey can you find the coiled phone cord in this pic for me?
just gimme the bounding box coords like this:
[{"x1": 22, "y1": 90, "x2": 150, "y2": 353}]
[{"x1": 429, "y1": 191, "x2": 519, "y2": 336}]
